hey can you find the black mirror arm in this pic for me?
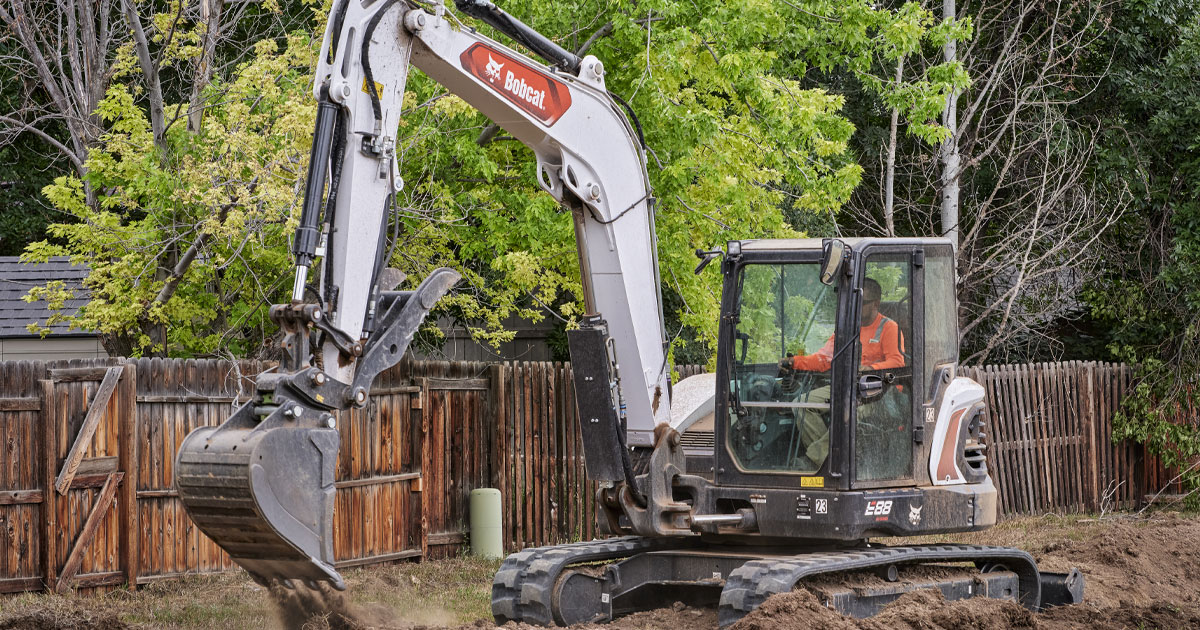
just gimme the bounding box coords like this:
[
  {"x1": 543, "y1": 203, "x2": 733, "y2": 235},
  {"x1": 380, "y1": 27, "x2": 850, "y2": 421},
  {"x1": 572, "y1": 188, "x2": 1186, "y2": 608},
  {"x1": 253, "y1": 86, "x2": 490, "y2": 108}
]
[{"x1": 694, "y1": 248, "x2": 723, "y2": 274}]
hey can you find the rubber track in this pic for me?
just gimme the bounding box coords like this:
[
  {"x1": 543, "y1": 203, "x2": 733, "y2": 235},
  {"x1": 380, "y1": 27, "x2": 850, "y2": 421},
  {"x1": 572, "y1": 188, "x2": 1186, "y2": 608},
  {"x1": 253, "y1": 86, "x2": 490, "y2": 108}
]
[
  {"x1": 718, "y1": 544, "x2": 1042, "y2": 628},
  {"x1": 491, "y1": 536, "x2": 697, "y2": 625}
]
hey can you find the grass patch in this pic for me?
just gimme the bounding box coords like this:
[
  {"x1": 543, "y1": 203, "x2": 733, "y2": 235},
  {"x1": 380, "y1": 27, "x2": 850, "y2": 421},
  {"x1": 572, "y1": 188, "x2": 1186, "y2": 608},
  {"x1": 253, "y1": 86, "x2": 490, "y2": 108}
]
[{"x1": 0, "y1": 556, "x2": 502, "y2": 630}]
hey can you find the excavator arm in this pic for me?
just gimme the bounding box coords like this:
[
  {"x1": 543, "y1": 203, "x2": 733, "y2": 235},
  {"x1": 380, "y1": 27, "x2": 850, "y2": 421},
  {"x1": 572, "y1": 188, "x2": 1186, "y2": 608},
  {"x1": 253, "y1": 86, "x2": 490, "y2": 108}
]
[{"x1": 177, "y1": 0, "x2": 674, "y2": 590}]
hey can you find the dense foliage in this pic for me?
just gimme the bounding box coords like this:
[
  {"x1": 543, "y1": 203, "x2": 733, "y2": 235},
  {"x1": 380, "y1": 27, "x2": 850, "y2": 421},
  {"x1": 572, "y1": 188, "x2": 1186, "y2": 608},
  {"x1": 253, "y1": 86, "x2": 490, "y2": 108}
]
[
  {"x1": 14, "y1": 0, "x2": 966, "y2": 362},
  {"x1": 1080, "y1": 0, "x2": 1200, "y2": 490},
  {"x1": 25, "y1": 32, "x2": 318, "y2": 357}
]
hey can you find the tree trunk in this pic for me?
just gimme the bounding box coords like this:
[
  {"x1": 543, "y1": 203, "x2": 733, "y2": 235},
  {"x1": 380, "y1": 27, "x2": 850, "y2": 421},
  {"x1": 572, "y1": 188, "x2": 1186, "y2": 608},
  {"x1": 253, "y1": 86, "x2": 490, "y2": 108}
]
[
  {"x1": 122, "y1": 0, "x2": 169, "y2": 152},
  {"x1": 188, "y1": 0, "x2": 225, "y2": 133},
  {"x1": 884, "y1": 55, "x2": 905, "y2": 238},
  {"x1": 940, "y1": 0, "x2": 960, "y2": 248}
]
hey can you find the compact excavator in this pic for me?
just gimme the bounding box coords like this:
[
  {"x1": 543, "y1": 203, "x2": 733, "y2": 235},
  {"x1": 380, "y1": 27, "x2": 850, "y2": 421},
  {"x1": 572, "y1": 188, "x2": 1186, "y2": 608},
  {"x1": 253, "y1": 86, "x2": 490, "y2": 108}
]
[{"x1": 176, "y1": 0, "x2": 1084, "y2": 626}]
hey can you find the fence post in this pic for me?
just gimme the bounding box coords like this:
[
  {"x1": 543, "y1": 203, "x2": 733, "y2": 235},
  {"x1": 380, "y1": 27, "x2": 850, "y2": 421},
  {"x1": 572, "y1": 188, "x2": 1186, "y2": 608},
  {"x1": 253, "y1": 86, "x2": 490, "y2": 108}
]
[
  {"x1": 38, "y1": 379, "x2": 57, "y2": 592},
  {"x1": 117, "y1": 363, "x2": 139, "y2": 588},
  {"x1": 1083, "y1": 362, "x2": 1100, "y2": 511}
]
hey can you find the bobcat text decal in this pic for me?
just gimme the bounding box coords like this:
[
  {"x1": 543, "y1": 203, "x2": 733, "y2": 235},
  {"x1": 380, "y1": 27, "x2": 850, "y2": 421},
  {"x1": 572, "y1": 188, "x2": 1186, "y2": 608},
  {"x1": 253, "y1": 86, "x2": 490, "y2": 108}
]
[{"x1": 460, "y1": 43, "x2": 572, "y2": 126}]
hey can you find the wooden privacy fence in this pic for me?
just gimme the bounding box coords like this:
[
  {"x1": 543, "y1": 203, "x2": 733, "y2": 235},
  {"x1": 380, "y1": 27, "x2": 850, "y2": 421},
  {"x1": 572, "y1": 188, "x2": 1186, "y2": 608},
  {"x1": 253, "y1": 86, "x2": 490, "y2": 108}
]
[
  {"x1": 0, "y1": 357, "x2": 1184, "y2": 595},
  {"x1": 961, "y1": 362, "x2": 1183, "y2": 516}
]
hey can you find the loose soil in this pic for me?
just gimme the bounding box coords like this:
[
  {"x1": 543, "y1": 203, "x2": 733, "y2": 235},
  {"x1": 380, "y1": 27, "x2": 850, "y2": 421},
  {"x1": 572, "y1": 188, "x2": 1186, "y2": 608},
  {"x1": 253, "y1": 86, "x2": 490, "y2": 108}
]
[{"x1": 0, "y1": 511, "x2": 1196, "y2": 630}]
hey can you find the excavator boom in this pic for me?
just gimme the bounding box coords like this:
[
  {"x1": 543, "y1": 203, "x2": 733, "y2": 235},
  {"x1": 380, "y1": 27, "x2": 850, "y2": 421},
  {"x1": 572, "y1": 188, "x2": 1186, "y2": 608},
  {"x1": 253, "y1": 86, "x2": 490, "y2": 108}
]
[{"x1": 177, "y1": 0, "x2": 671, "y2": 589}]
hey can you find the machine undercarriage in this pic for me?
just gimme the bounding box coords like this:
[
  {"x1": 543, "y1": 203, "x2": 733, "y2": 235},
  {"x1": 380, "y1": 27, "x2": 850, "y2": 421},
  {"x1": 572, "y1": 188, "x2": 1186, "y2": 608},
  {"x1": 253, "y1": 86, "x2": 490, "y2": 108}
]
[{"x1": 493, "y1": 536, "x2": 1083, "y2": 627}]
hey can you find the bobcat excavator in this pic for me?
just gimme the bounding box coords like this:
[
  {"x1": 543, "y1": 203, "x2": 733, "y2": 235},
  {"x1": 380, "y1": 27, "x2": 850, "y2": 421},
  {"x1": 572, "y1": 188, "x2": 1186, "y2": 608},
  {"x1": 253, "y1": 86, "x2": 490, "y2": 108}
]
[{"x1": 176, "y1": 0, "x2": 1084, "y2": 626}]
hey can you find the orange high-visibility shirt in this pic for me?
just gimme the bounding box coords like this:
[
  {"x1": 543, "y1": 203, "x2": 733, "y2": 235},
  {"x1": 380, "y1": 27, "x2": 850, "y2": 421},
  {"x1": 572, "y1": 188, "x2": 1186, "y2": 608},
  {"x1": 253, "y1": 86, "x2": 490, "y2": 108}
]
[{"x1": 791, "y1": 313, "x2": 905, "y2": 372}]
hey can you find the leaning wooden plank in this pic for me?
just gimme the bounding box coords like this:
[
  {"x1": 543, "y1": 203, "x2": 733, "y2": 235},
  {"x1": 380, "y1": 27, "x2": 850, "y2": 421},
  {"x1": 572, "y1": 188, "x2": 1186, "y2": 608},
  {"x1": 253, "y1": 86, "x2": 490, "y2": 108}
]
[
  {"x1": 55, "y1": 472, "x2": 122, "y2": 593},
  {"x1": 54, "y1": 367, "x2": 122, "y2": 495}
]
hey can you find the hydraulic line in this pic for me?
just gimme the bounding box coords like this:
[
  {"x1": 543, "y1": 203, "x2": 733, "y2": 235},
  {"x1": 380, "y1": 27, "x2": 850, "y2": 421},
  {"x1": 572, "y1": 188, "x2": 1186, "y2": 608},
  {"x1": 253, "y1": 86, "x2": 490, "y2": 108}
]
[{"x1": 453, "y1": 0, "x2": 582, "y2": 72}]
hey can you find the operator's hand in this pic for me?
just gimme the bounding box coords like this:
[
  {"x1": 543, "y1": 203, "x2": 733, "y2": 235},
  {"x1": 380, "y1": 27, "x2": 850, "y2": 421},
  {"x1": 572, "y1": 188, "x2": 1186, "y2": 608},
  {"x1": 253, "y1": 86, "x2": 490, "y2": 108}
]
[{"x1": 778, "y1": 355, "x2": 796, "y2": 374}]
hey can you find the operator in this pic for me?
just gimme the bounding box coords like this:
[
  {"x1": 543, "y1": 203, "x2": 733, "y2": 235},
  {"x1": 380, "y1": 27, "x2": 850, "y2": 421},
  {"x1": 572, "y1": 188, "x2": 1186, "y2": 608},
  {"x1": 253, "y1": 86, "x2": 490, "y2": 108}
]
[{"x1": 782, "y1": 278, "x2": 904, "y2": 471}]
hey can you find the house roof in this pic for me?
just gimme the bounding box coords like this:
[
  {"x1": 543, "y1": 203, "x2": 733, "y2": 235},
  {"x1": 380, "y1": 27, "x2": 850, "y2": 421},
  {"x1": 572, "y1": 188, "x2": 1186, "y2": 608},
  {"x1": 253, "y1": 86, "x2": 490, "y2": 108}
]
[{"x1": 0, "y1": 256, "x2": 93, "y2": 338}]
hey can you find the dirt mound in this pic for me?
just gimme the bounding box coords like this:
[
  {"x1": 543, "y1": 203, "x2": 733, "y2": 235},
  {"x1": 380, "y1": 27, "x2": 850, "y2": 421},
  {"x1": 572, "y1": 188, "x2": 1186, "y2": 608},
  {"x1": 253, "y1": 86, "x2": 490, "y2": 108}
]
[
  {"x1": 730, "y1": 587, "x2": 1200, "y2": 630},
  {"x1": 720, "y1": 513, "x2": 1200, "y2": 630},
  {"x1": 728, "y1": 590, "x2": 858, "y2": 630},
  {"x1": 863, "y1": 590, "x2": 1037, "y2": 630},
  {"x1": 1040, "y1": 600, "x2": 1200, "y2": 630},
  {"x1": 1033, "y1": 512, "x2": 1200, "y2": 608},
  {"x1": 0, "y1": 610, "x2": 130, "y2": 630},
  {"x1": 730, "y1": 589, "x2": 1036, "y2": 630}
]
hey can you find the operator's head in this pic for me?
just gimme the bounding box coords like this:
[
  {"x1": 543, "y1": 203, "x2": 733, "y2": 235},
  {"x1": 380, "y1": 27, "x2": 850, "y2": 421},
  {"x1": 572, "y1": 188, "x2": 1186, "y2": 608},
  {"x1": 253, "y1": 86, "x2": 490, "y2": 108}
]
[{"x1": 861, "y1": 278, "x2": 882, "y2": 326}]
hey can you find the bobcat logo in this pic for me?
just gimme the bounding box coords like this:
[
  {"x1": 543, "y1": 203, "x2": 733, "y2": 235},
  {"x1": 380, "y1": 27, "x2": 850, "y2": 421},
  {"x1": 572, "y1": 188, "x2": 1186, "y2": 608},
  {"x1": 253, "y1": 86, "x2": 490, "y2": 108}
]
[
  {"x1": 909, "y1": 504, "x2": 923, "y2": 526},
  {"x1": 485, "y1": 55, "x2": 504, "y2": 82}
]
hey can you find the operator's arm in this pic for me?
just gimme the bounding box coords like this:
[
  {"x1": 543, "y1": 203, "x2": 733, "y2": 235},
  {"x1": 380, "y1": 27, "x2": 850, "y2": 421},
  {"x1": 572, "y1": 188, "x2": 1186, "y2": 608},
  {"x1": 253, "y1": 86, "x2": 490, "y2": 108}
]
[
  {"x1": 867, "y1": 321, "x2": 905, "y2": 370},
  {"x1": 791, "y1": 334, "x2": 835, "y2": 372}
]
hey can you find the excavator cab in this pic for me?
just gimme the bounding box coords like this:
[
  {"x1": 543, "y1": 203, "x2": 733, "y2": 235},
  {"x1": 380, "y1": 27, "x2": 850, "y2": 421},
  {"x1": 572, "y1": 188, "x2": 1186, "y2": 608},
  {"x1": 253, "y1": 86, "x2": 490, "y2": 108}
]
[
  {"x1": 716, "y1": 238, "x2": 953, "y2": 494},
  {"x1": 590, "y1": 237, "x2": 996, "y2": 541}
]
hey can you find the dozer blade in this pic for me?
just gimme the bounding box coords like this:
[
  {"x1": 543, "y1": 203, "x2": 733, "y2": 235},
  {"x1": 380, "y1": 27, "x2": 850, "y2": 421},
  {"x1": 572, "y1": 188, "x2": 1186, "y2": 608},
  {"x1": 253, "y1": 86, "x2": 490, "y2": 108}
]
[{"x1": 176, "y1": 402, "x2": 344, "y2": 589}]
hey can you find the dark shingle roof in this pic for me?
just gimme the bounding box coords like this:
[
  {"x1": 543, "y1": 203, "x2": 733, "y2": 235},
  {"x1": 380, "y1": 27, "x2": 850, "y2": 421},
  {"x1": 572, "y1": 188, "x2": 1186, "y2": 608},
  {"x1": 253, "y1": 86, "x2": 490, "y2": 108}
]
[{"x1": 0, "y1": 256, "x2": 93, "y2": 338}]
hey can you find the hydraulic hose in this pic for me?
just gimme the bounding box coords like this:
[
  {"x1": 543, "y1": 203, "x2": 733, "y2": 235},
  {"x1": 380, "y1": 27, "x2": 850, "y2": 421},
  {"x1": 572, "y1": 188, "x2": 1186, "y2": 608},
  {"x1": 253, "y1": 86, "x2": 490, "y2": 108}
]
[{"x1": 453, "y1": 0, "x2": 582, "y2": 73}]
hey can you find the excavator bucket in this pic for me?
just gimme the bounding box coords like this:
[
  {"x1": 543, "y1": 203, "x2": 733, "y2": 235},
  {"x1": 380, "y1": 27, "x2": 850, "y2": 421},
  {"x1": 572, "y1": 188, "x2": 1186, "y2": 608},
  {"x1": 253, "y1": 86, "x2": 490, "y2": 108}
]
[
  {"x1": 176, "y1": 401, "x2": 344, "y2": 589},
  {"x1": 176, "y1": 269, "x2": 461, "y2": 589}
]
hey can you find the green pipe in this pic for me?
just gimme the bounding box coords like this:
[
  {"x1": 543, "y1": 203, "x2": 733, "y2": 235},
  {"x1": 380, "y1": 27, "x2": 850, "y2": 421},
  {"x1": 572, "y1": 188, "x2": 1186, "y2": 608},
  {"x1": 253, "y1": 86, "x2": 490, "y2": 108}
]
[{"x1": 470, "y1": 488, "x2": 503, "y2": 560}]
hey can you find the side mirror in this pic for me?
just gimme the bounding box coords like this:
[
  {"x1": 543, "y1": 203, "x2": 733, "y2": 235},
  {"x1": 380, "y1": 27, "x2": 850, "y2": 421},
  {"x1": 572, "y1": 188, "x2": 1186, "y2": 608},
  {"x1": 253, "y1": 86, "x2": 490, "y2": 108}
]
[
  {"x1": 820, "y1": 239, "x2": 846, "y2": 285},
  {"x1": 694, "y1": 248, "x2": 723, "y2": 275}
]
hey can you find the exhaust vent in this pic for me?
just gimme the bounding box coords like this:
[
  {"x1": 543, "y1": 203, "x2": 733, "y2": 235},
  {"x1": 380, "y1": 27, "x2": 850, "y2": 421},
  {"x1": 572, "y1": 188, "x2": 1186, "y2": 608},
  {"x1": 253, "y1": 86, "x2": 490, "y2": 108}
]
[{"x1": 960, "y1": 404, "x2": 989, "y2": 484}]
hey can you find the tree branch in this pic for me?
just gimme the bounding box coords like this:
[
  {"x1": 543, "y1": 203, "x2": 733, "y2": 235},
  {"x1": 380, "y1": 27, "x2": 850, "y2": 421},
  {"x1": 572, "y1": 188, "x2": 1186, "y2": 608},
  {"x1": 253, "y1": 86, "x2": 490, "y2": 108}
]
[{"x1": 121, "y1": 0, "x2": 168, "y2": 150}]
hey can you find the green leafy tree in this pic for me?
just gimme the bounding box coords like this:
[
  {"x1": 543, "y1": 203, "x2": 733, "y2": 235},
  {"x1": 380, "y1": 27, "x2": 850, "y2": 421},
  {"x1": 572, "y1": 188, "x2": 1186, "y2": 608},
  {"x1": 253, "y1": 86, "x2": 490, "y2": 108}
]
[
  {"x1": 26, "y1": 33, "x2": 318, "y2": 356},
  {"x1": 1082, "y1": 0, "x2": 1200, "y2": 492}
]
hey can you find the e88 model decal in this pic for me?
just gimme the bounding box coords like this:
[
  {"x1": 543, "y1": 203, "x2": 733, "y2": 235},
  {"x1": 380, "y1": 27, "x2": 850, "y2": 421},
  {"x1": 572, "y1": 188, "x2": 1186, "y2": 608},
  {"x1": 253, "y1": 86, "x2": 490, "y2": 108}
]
[{"x1": 864, "y1": 500, "x2": 893, "y2": 516}]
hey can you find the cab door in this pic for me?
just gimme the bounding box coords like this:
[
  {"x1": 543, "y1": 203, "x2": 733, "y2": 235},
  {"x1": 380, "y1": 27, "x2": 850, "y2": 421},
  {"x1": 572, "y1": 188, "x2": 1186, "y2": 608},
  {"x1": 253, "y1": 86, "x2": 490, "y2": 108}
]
[{"x1": 852, "y1": 247, "x2": 921, "y2": 486}]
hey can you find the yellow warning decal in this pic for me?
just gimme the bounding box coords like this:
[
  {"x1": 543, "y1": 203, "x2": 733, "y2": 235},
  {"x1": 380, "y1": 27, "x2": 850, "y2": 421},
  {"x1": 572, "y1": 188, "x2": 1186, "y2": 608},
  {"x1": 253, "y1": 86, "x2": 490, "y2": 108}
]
[
  {"x1": 362, "y1": 78, "x2": 385, "y2": 96},
  {"x1": 801, "y1": 476, "x2": 824, "y2": 488}
]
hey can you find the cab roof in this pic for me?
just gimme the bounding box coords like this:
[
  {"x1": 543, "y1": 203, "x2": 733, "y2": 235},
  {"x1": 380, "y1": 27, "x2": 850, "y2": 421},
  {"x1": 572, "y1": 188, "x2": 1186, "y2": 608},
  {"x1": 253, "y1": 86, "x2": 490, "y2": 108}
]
[{"x1": 734, "y1": 237, "x2": 955, "y2": 252}]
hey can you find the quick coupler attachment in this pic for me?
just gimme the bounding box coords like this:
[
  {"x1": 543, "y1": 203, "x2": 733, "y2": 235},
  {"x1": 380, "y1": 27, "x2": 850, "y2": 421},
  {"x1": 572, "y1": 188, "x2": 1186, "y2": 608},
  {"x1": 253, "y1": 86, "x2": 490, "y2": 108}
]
[{"x1": 176, "y1": 392, "x2": 344, "y2": 590}]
